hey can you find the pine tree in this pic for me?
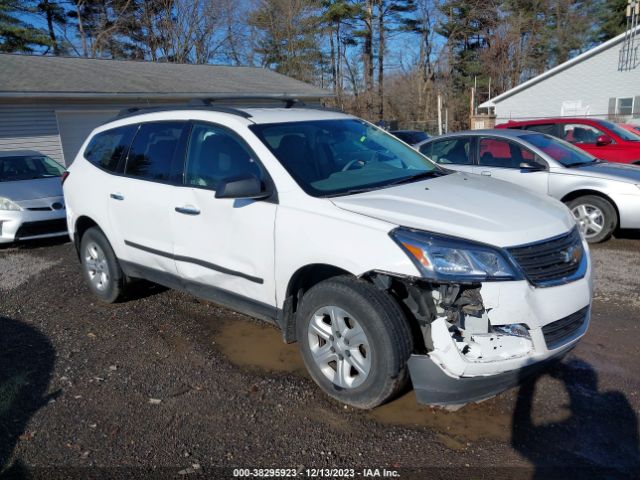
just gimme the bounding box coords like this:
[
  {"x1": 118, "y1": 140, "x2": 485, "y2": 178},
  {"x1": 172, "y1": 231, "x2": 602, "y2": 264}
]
[{"x1": 0, "y1": 0, "x2": 51, "y2": 52}]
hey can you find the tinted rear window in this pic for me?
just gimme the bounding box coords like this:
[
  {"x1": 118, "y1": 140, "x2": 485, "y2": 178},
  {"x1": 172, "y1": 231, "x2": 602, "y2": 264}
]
[
  {"x1": 524, "y1": 124, "x2": 557, "y2": 135},
  {"x1": 125, "y1": 122, "x2": 185, "y2": 181},
  {"x1": 84, "y1": 125, "x2": 137, "y2": 172}
]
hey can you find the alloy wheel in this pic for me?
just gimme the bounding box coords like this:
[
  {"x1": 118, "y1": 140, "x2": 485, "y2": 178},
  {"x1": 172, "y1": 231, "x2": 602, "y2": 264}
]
[{"x1": 307, "y1": 306, "x2": 372, "y2": 389}]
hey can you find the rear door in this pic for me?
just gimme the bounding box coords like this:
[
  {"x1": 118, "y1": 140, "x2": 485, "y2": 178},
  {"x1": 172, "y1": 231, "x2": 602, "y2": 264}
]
[
  {"x1": 419, "y1": 137, "x2": 475, "y2": 173},
  {"x1": 475, "y1": 136, "x2": 549, "y2": 195},
  {"x1": 107, "y1": 121, "x2": 189, "y2": 275}
]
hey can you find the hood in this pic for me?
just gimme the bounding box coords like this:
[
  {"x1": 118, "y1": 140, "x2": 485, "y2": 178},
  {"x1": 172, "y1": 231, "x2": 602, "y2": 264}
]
[
  {"x1": 331, "y1": 172, "x2": 574, "y2": 247},
  {"x1": 0, "y1": 177, "x2": 63, "y2": 201},
  {"x1": 555, "y1": 161, "x2": 640, "y2": 183}
]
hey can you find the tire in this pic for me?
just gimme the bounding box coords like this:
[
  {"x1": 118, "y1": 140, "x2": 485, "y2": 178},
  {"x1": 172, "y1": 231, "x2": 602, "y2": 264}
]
[
  {"x1": 566, "y1": 195, "x2": 617, "y2": 244},
  {"x1": 79, "y1": 227, "x2": 126, "y2": 303},
  {"x1": 296, "y1": 276, "x2": 413, "y2": 409}
]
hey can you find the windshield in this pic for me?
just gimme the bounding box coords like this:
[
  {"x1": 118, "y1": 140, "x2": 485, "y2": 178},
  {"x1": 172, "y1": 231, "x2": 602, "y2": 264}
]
[
  {"x1": 250, "y1": 119, "x2": 444, "y2": 197},
  {"x1": 597, "y1": 120, "x2": 640, "y2": 141},
  {"x1": 0, "y1": 155, "x2": 66, "y2": 182},
  {"x1": 521, "y1": 134, "x2": 597, "y2": 166}
]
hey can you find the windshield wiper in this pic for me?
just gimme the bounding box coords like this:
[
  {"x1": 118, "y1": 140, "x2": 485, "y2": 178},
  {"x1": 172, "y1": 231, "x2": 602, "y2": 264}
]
[
  {"x1": 564, "y1": 159, "x2": 600, "y2": 168},
  {"x1": 388, "y1": 170, "x2": 445, "y2": 186}
]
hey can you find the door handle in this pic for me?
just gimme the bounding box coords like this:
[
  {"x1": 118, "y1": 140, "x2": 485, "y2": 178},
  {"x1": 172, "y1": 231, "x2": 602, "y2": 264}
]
[
  {"x1": 175, "y1": 206, "x2": 201, "y2": 215},
  {"x1": 110, "y1": 193, "x2": 125, "y2": 200},
  {"x1": 481, "y1": 171, "x2": 492, "y2": 176}
]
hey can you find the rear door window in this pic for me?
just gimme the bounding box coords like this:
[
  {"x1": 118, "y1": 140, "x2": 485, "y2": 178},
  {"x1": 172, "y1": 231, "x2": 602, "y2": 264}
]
[
  {"x1": 524, "y1": 124, "x2": 558, "y2": 136},
  {"x1": 84, "y1": 125, "x2": 137, "y2": 173},
  {"x1": 421, "y1": 138, "x2": 473, "y2": 165},
  {"x1": 125, "y1": 122, "x2": 186, "y2": 182}
]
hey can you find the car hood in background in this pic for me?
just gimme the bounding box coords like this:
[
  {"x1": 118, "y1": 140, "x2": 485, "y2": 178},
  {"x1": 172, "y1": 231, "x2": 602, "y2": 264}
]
[
  {"x1": 554, "y1": 162, "x2": 640, "y2": 183},
  {"x1": 0, "y1": 177, "x2": 63, "y2": 201},
  {"x1": 331, "y1": 172, "x2": 574, "y2": 247}
]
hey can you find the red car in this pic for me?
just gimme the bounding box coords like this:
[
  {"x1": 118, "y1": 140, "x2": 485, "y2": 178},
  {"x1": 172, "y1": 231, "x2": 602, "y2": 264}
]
[
  {"x1": 619, "y1": 123, "x2": 640, "y2": 136},
  {"x1": 496, "y1": 118, "x2": 640, "y2": 165}
]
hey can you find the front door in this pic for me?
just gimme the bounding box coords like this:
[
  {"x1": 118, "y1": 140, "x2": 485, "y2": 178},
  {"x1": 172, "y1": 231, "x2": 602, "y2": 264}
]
[
  {"x1": 171, "y1": 122, "x2": 277, "y2": 308},
  {"x1": 473, "y1": 137, "x2": 549, "y2": 196}
]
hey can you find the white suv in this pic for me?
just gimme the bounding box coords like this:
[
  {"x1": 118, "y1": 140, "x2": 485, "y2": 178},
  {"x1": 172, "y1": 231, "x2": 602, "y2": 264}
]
[{"x1": 63, "y1": 104, "x2": 592, "y2": 409}]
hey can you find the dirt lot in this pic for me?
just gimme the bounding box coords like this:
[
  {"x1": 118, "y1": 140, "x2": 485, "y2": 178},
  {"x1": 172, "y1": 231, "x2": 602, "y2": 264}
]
[{"x1": 1, "y1": 237, "x2": 639, "y2": 479}]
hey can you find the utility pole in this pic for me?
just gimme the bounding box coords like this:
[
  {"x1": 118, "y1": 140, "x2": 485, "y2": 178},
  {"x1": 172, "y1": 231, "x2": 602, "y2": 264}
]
[{"x1": 437, "y1": 95, "x2": 443, "y2": 135}]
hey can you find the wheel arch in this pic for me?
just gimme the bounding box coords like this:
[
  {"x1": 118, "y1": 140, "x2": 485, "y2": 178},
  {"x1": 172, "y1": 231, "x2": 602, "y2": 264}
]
[
  {"x1": 280, "y1": 263, "x2": 353, "y2": 343},
  {"x1": 560, "y1": 189, "x2": 620, "y2": 227},
  {"x1": 73, "y1": 216, "x2": 100, "y2": 256}
]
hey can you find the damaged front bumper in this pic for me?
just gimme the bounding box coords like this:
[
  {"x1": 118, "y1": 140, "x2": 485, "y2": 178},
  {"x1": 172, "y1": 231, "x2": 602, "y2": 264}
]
[
  {"x1": 370, "y1": 246, "x2": 592, "y2": 407},
  {"x1": 408, "y1": 343, "x2": 575, "y2": 405}
]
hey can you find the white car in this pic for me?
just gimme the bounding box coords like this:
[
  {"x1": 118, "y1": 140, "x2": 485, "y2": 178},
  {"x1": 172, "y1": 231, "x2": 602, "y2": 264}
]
[
  {"x1": 63, "y1": 104, "x2": 592, "y2": 409},
  {"x1": 0, "y1": 151, "x2": 68, "y2": 244}
]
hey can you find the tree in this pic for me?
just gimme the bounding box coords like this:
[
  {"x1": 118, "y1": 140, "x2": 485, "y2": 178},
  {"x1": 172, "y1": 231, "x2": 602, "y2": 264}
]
[
  {"x1": 594, "y1": 0, "x2": 629, "y2": 42},
  {"x1": 37, "y1": 0, "x2": 67, "y2": 54},
  {"x1": 0, "y1": 0, "x2": 51, "y2": 52},
  {"x1": 249, "y1": 0, "x2": 323, "y2": 84}
]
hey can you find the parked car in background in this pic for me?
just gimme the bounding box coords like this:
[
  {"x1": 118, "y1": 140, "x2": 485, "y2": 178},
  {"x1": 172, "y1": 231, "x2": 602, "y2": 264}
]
[
  {"x1": 496, "y1": 118, "x2": 640, "y2": 165},
  {"x1": 390, "y1": 130, "x2": 429, "y2": 146},
  {"x1": 0, "y1": 151, "x2": 68, "y2": 244},
  {"x1": 64, "y1": 105, "x2": 591, "y2": 409},
  {"x1": 417, "y1": 129, "x2": 640, "y2": 243},
  {"x1": 619, "y1": 123, "x2": 640, "y2": 136}
]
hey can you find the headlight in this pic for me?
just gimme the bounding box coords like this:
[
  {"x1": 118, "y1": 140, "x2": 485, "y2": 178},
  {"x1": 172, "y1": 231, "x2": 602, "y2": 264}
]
[
  {"x1": 0, "y1": 197, "x2": 22, "y2": 211},
  {"x1": 391, "y1": 227, "x2": 520, "y2": 282}
]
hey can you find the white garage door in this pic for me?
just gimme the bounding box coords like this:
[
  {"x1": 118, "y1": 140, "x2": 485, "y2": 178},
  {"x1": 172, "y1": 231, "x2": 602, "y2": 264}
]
[{"x1": 56, "y1": 110, "x2": 119, "y2": 165}]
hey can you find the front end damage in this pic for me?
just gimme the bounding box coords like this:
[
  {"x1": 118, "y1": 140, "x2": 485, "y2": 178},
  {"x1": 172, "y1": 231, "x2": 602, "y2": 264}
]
[{"x1": 367, "y1": 272, "x2": 590, "y2": 407}]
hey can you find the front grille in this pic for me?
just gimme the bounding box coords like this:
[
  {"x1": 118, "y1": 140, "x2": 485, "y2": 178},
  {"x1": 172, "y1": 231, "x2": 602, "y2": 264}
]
[
  {"x1": 27, "y1": 206, "x2": 53, "y2": 211},
  {"x1": 15, "y1": 219, "x2": 67, "y2": 239},
  {"x1": 507, "y1": 228, "x2": 583, "y2": 286},
  {"x1": 542, "y1": 306, "x2": 589, "y2": 349}
]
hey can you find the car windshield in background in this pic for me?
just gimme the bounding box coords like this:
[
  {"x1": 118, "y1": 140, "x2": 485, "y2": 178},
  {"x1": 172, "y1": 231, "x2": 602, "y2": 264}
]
[
  {"x1": 250, "y1": 119, "x2": 444, "y2": 197},
  {"x1": 596, "y1": 120, "x2": 640, "y2": 141},
  {"x1": 0, "y1": 155, "x2": 65, "y2": 182},
  {"x1": 522, "y1": 134, "x2": 596, "y2": 167}
]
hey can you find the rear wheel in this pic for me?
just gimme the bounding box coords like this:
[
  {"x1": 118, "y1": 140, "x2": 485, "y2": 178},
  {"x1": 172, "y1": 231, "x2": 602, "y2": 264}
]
[
  {"x1": 296, "y1": 276, "x2": 413, "y2": 409},
  {"x1": 567, "y1": 195, "x2": 616, "y2": 243},
  {"x1": 80, "y1": 227, "x2": 126, "y2": 303}
]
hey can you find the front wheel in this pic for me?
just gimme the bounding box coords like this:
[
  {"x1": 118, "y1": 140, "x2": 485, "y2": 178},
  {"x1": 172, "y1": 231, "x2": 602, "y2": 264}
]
[
  {"x1": 296, "y1": 276, "x2": 413, "y2": 409},
  {"x1": 567, "y1": 195, "x2": 617, "y2": 243}
]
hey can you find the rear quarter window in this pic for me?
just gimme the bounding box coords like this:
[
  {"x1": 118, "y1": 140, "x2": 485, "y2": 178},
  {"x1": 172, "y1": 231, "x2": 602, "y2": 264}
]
[{"x1": 84, "y1": 125, "x2": 137, "y2": 173}]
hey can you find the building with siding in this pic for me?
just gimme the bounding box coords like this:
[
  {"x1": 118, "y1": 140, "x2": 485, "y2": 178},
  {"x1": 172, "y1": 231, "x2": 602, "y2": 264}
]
[
  {"x1": 480, "y1": 26, "x2": 640, "y2": 125},
  {"x1": 0, "y1": 54, "x2": 329, "y2": 166}
]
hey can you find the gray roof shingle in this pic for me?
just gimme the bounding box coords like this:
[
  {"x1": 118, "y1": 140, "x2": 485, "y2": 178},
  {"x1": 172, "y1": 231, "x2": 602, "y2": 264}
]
[{"x1": 0, "y1": 54, "x2": 330, "y2": 99}]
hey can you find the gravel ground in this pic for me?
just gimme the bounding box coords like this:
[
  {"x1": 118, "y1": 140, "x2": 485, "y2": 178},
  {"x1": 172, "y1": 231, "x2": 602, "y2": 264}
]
[{"x1": 0, "y1": 237, "x2": 639, "y2": 479}]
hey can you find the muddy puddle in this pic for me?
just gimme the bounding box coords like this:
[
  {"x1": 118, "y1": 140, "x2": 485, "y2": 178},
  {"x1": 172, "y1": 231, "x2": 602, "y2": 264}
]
[
  {"x1": 210, "y1": 314, "x2": 572, "y2": 450},
  {"x1": 214, "y1": 316, "x2": 307, "y2": 375}
]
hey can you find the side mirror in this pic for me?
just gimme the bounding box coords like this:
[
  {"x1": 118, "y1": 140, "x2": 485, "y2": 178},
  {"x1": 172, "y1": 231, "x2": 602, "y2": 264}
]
[
  {"x1": 596, "y1": 135, "x2": 613, "y2": 146},
  {"x1": 519, "y1": 161, "x2": 545, "y2": 171},
  {"x1": 215, "y1": 174, "x2": 271, "y2": 200}
]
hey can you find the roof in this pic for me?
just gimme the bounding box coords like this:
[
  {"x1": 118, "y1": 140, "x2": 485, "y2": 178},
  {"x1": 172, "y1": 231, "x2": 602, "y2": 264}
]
[
  {"x1": 419, "y1": 129, "x2": 538, "y2": 143},
  {"x1": 0, "y1": 54, "x2": 330, "y2": 100},
  {"x1": 480, "y1": 25, "x2": 640, "y2": 108}
]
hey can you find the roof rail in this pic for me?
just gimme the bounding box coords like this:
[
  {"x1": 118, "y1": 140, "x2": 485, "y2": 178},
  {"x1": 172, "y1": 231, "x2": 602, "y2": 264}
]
[
  {"x1": 115, "y1": 104, "x2": 253, "y2": 119},
  {"x1": 113, "y1": 97, "x2": 343, "y2": 121}
]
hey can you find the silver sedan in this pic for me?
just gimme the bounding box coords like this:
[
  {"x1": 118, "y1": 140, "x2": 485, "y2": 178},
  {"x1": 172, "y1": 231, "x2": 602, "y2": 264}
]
[
  {"x1": 416, "y1": 129, "x2": 640, "y2": 243},
  {"x1": 0, "y1": 151, "x2": 68, "y2": 244}
]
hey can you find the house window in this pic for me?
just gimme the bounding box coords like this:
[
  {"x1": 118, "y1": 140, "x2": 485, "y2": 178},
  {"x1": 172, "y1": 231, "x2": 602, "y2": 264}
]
[{"x1": 617, "y1": 97, "x2": 634, "y2": 116}]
